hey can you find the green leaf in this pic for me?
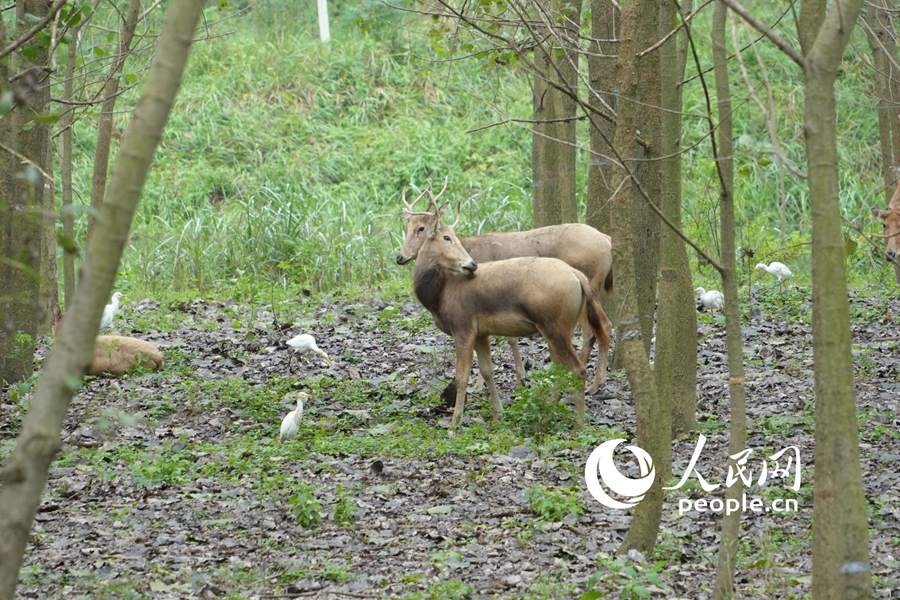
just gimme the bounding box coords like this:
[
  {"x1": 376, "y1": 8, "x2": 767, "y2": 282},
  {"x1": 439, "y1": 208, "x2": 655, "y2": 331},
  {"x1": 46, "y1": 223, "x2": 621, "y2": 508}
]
[
  {"x1": 0, "y1": 91, "x2": 12, "y2": 116},
  {"x1": 22, "y1": 45, "x2": 40, "y2": 60},
  {"x1": 93, "y1": 46, "x2": 106, "y2": 57},
  {"x1": 633, "y1": 585, "x2": 651, "y2": 598},
  {"x1": 64, "y1": 377, "x2": 84, "y2": 391},
  {"x1": 758, "y1": 158, "x2": 772, "y2": 167},
  {"x1": 125, "y1": 73, "x2": 138, "y2": 85},
  {"x1": 620, "y1": 566, "x2": 638, "y2": 578},
  {"x1": 32, "y1": 110, "x2": 62, "y2": 125},
  {"x1": 844, "y1": 238, "x2": 858, "y2": 256},
  {"x1": 579, "y1": 592, "x2": 606, "y2": 600}
]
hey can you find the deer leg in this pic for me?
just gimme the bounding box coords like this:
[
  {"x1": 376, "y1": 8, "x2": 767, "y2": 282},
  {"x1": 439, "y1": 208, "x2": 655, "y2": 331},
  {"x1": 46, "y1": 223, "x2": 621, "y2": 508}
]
[
  {"x1": 508, "y1": 337, "x2": 526, "y2": 387},
  {"x1": 451, "y1": 334, "x2": 476, "y2": 428},
  {"x1": 543, "y1": 329, "x2": 588, "y2": 426},
  {"x1": 587, "y1": 309, "x2": 612, "y2": 393},
  {"x1": 474, "y1": 336, "x2": 503, "y2": 421},
  {"x1": 578, "y1": 314, "x2": 595, "y2": 367}
]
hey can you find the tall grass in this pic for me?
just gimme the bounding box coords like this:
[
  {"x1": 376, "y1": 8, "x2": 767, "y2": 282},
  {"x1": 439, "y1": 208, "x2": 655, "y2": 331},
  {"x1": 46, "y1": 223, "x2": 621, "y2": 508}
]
[{"x1": 59, "y1": 1, "x2": 893, "y2": 298}]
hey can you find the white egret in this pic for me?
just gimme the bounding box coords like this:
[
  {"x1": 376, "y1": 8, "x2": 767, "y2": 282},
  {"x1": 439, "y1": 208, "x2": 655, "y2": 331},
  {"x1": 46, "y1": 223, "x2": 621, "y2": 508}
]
[
  {"x1": 279, "y1": 392, "x2": 307, "y2": 442},
  {"x1": 287, "y1": 334, "x2": 333, "y2": 366},
  {"x1": 100, "y1": 292, "x2": 125, "y2": 330},
  {"x1": 694, "y1": 287, "x2": 725, "y2": 315},
  {"x1": 754, "y1": 262, "x2": 792, "y2": 284}
]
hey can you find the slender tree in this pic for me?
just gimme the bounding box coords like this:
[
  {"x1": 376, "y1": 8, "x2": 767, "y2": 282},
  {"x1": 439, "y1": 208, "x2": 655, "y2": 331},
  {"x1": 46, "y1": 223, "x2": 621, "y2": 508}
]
[
  {"x1": 0, "y1": 0, "x2": 52, "y2": 385},
  {"x1": 0, "y1": 1, "x2": 205, "y2": 593},
  {"x1": 532, "y1": 0, "x2": 582, "y2": 227},
  {"x1": 85, "y1": 0, "x2": 143, "y2": 243},
  {"x1": 585, "y1": 0, "x2": 619, "y2": 324},
  {"x1": 655, "y1": 0, "x2": 697, "y2": 439},
  {"x1": 710, "y1": 3, "x2": 748, "y2": 596},
  {"x1": 798, "y1": 0, "x2": 873, "y2": 595},
  {"x1": 610, "y1": 0, "x2": 668, "y2": 554},
  {"x1": 864, "y1": 0, "x2": 900, "y2": 204}
]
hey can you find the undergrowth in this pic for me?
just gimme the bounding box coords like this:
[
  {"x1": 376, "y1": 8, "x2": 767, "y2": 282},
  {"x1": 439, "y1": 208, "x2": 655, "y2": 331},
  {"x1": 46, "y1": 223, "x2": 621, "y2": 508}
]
[{"x1": 52, "y1": 1, "x2": 893, "y2": 302}]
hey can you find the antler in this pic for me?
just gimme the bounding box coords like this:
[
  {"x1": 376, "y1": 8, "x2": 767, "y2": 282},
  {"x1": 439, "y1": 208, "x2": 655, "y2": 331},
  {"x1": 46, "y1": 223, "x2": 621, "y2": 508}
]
[
  {"x1": 450, "y1": 201, "x2": 461, "y2": 228},
  {"x1": 427, "y1": 176, "x2": 449, "y2": 206},
  {"x1": 401, "y1": 183, "x2": 429, "y2": 213}
]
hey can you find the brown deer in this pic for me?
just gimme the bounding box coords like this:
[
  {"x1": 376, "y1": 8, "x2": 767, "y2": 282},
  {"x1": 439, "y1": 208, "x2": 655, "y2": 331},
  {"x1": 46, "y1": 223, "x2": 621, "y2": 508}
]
[
  {"x1": 412, "y1": 200, "x2": 611, "y2": 428},
  {"x1": 398, "y1": 182, "x2": 613, "y2": 393},
  {"x1": 872, "y1": 180, "x2": 900, "y2": 283}
]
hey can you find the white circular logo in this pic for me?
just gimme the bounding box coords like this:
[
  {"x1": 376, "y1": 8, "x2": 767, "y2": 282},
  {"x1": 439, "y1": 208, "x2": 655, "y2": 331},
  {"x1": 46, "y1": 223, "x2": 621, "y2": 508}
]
[{"x1": 585, "y1": 439, "x2": 656, "y2": 509}]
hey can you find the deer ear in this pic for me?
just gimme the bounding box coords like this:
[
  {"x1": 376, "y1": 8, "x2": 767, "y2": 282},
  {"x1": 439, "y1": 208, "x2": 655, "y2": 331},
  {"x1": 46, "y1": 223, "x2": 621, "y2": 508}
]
[
  {"x1": 426, "y1": 218, "x2": 441, "y2": 239},
  {"x1": 872, "y1": 208, "x2": 886, "y2": 218},
  {"x1": 399, "y1": 210, "x2": 411, "y2": 221}
]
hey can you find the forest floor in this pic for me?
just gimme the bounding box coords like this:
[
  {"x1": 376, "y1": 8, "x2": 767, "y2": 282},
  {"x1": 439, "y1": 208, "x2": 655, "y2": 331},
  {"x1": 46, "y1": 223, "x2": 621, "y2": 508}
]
[{"x1": 2, "y1": 283, "x2": 899, "y2": 600}]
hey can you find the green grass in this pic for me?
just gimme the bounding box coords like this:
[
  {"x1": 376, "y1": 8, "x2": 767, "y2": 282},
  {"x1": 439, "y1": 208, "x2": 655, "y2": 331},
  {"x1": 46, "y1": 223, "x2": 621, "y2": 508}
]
[{"x1": 50, "y1": 1, "x2": 893, "y2": 303}]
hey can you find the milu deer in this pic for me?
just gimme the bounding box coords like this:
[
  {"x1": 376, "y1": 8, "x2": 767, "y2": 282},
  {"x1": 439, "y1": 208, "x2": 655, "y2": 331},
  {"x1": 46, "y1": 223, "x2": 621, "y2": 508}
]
[
  {"x1": 872, "y1": 179, "x2": 900, "y2": 283},
  {"x1": 412, "y1": 200, "x2": 611, "y2": 428},
  {"x1": 398, "y1": 182, "x2": 613, "y2": 392}
]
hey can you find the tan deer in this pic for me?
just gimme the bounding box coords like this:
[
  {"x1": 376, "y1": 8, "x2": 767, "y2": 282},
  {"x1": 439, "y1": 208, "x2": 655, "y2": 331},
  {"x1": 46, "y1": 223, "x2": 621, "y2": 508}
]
[
  {"x1": 398, "y1": 181, "x2": 613, "y2": 393},
  {"x1": 411, "y1": 200, "x2": 611, "y2": 428},
  {"x1": 872, "y1": 180, "x2": 900, "y2": 283}
]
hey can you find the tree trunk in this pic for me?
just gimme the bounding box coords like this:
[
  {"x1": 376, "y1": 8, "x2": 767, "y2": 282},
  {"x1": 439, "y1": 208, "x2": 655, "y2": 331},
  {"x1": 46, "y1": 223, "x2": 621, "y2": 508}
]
[
  {"x1": 655, "y1": 0, "x2": 696, "y2": 440},
  {"x1": 0, "y1": 1, "x2": 205, "y2": 594},
  {"x1": 586, "y1": 0, "x2": 619, "y2": 324},
  {"x1": 39, "y1": 117, "x2": 57, "y2": 335},
  {"x1": 864, "y1": 0, "x2": 900, "y2": 204},
  {"x1": 612, "y1": 0, "x2": 668, "y2": 555},
  {"x1": 85, "y1": 0, "x2": 143, "y2": 244},
  {"x1": 61, "y1": 29, "x2": 80, "y2": 308},
  {"x1": 711, "y1": 3, "x2": 748, "y2": 597},
  {"x1": 532, "y1": 0, "x2": 582, "y2": 227},
  {"x1": 631, "y1": 9, "x2": 662, "y2": 359},
  {"x1": 799, "y1": 0, "x2": 872, "y2": 597},
  {"x1": 0, "y1": 0, "x2": 51, "y2": 385}
]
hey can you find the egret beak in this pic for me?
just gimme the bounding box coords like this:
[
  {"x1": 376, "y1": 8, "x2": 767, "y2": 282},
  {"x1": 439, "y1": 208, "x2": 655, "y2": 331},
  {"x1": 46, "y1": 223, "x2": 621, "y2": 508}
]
[{"x1": 318, "y1": 350, "x2": 333, "y2": 365}]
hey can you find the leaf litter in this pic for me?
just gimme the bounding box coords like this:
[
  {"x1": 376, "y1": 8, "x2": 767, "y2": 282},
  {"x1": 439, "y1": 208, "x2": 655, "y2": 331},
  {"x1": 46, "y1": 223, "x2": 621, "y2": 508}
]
[{"x1": 1, "y1": 287, "x2": 898, "y2": 598}]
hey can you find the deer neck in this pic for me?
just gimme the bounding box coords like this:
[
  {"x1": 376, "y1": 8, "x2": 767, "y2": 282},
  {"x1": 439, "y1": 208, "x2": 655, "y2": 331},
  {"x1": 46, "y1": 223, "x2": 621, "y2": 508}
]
[{"x1": 413, "y1": 264, "x2": 445, "y2": 315}]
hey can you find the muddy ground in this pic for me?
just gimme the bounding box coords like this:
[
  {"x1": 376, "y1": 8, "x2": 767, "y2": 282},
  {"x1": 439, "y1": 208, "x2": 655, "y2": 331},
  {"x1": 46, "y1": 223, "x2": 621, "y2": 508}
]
[{"x1": 2, "y1": 287, "x2": 899, "y2": 599}]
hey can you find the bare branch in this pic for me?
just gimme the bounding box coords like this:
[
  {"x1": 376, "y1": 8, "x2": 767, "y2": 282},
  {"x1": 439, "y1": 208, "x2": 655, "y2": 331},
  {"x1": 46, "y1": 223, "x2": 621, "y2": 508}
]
[
  {"x1": 717, "y1": 0, "x2": 805, "y2": 68},
  {"x1": 0, "y1": 0, "x2": 69, "y2": 60},
  {"x1": 637, "y1": 0, "x2": 714, "y2": 58}
]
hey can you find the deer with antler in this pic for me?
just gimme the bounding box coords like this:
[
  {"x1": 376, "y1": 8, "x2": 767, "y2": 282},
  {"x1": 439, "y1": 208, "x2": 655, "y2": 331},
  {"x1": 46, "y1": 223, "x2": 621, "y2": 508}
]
[
  {"x1": 410, "y1": 196, "x2": 611, "y2": 428},
  {"x1": 398, "y1": 178, "x2": 613, "y2": 392}
]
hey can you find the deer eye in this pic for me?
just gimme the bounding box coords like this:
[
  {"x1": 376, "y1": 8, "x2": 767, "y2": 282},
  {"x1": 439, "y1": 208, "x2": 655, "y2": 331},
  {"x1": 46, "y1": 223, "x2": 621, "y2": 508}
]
[
  {"x1": 443, "y1": 235, "x2": 451, "y2": 241},
  {"x1": 418, "y1": 226, "x2": 425, "y2": 233}
]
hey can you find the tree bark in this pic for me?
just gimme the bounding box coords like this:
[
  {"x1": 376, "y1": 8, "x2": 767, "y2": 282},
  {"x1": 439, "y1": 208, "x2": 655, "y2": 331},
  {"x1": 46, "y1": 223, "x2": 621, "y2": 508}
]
[
  {"x1": 655, "y1": 0, "x2": 696, "y2": 440},
  {"x1": 61, "y1": 29, "x2": 80, "y2": 307},
  {"x1": 799, "y1": 0, "x2": 872, "y2": 597},
  {"x1": 532, "y1": 0, "x2": 582, "y2": 227},
  {"x1": 631, "y1": 6, "x2": 661, "y2": 359},
  {"x1": 39, "y1": 114, "x2": 57, "y2": 335},
  {"x1": 612, "y1": 0, "x2": 668, "y2": 555},
  {"x1": 711, "y1": 3, "x2": 748, "y2": 597},
  {"x1": 864, "y1": 0, "x2": 900, "y2": 213},
  {"x1": 85, "y1": 0, "x2": 143, "y2": 244},
  {"x1": 0, "y1": 0, "x2": 51, "y2": 385},
  {"x1": 586, "y1": 0, "x2": 619, "y2": 323},
  {"x1": 0, "y1": 1, "x2": 204, "y2": 594}
]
